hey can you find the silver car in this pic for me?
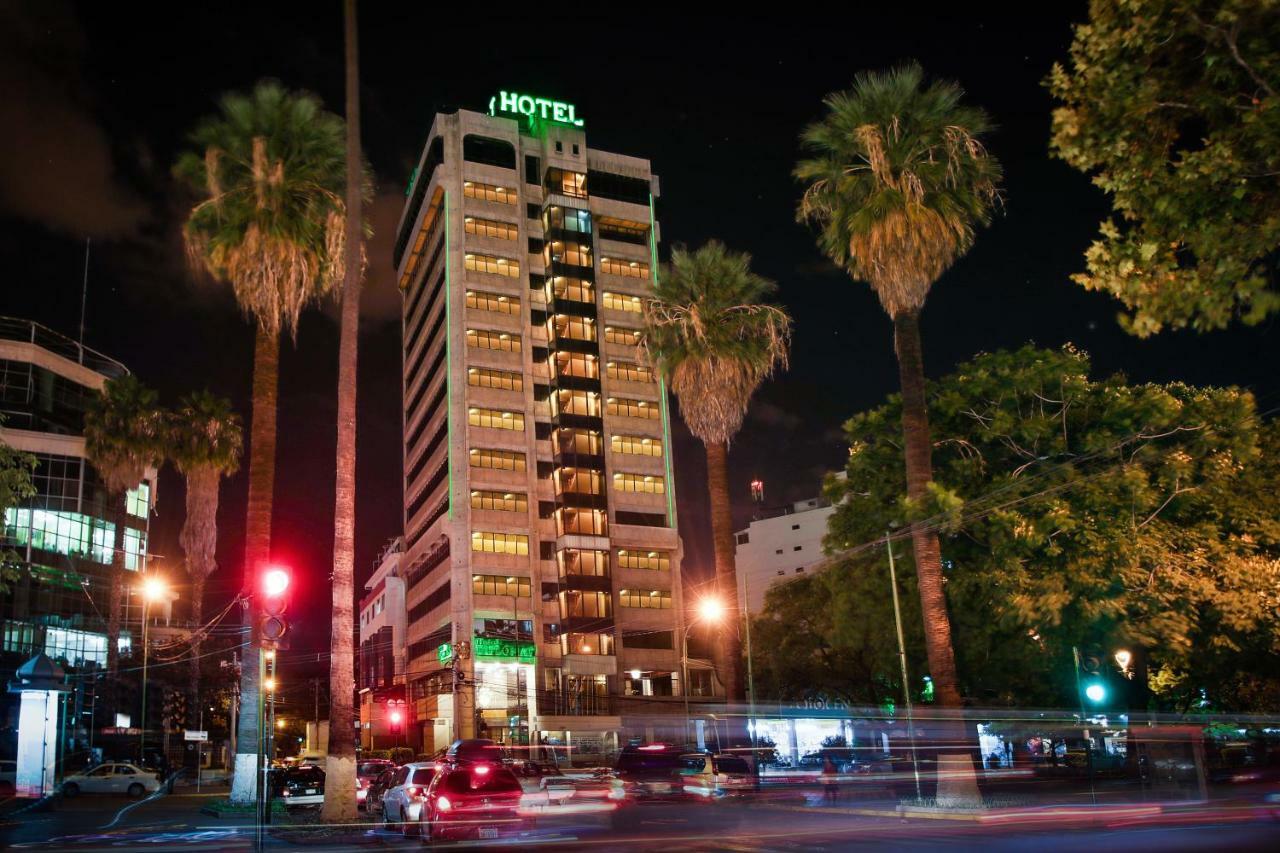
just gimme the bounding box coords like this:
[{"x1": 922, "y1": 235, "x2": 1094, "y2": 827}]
[
  {"x1": 62, "y1": 763, "x2": 160, "y2": 798},
  {"x1": 380, "y1": 761, "x2": 439, "y2": 836}
]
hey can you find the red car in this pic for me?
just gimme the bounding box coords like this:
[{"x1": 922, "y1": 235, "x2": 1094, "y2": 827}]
[{"x1": 419, "y1": 763, "x2": 531, "y2": 842}]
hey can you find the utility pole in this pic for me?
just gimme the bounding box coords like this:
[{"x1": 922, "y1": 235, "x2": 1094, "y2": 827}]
[{"x1": 886, "y1": 533, "x2": 922, "y2": 801}]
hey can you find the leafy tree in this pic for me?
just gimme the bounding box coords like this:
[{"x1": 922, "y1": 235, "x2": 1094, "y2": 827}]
[
  {"x1": 641, "y1": 241, "x2": 791, "y2": 700},
  {"x1": 176, "y1": 80, "x2": 350, "y2": 802},
  {"x1": 0, "y1": 423, "x2": 36, "y2": 595},
  {"x1": 83, "y1": 376, "x2": 165, "y2": 714},
  {"x1": 1048, "y1": 0, "x2": 1280, "y2": 336},
  {"x1": 819, "y1": 345, "x2": 1280, "y2": 712},
  {"x1": 796, "y1": 64, "x2": 1001, "y2": 722},
  {"x1": 167, "y1": 391, "x2": 242, "y2": 729}
]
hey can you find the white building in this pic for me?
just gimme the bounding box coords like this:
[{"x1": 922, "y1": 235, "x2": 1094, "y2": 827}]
[
  {"x1": 733, "y1": 496, "x2": 836, "y2": 614},
  {"x1": 358, "y1": 538, "x2": 407, "y2": 751}
]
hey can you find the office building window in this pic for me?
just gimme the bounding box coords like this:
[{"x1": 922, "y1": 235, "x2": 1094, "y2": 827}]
[
  {"x1": 552, "y1": 389, "x2": 600, "y2": 418},
  {"x1": 470, "y1": 532, "x2": 530, "y2": 556},
  {"x1": 616, "y1": 549, "x2": 670, "y2": 571},
  {"x1": 126, "y1": 482, "x2": 150, "y2": 518},
  {"x1": 472, "y1": 574, "x2": 531, "y2": 597},
  {"x1": 548, "y1": 277, "x2": 593, "y2": 303},
  {"x1": 462, "y1": 180, "x2": 517, "y2": 204},
  {"x1": 600, "y1": 257, "x2": 650, "y2": 278},
  {"x1": 611, "y1": 435, "x2": 662, "y2": 457},
  {"x1": 619, "y1": 589, "x2": 672, "y2": 609},
  {"x1": 614, "y1": 472, "x2": 665, "y2": 494},
  {"x1": 546, "y1": 168, "x2": 587, "y2": 199},
  {"x1": 559, "y1": 589, "x2": 611, "y2": 618},
  {"x1": 467, "y1": 367, "x2": 523, "y2": 392},
  {"x1": 554, "y1": 427, "x2": 603, "y2": 455},
  {"x1": 470, "y1": 490, "x2": 527, "y2": 513},
  {"x1": 466, "y1": 289, "x2": 520, "y2": 314},
  {"x1": 468, "y1": 407, "x2": 524, "y2": 431},
  {"x1": 606, "y1": 397, "x2": 659, "y2": 419},
  {"x1": 603, "y1": 325, "x2": 641, "y2": 346},
  {"x1": 557, "y1": 548, "x2": 609, "y2": 577},
  {"x1": 602, "y1": 292, "x2": 642, "y2": 313},
  {"x1": 554, "y1": 466, "x2": 603, "y2": 495},
  {"x1": 556, "y1": 507, "x2": 607, "y2": 536},
  {"x1": 463, "y1": 216, "x2": 518, "y2": 241},
  {"x1": 605, "y1": 361, "x2": 654, "y2": 383},
  {"x1": 466, "y1": 328, "x2": 521, "y2": 352},
  {"x1": 544, "y1": 239, "x2": 592, "y2": 268},
  {"x1": 543, "y1": 206, "x2": 592, "y2": 234},
  {"x1": 464, "y1": 252, "x2": 520, "y2": 278},
  {"x1": 549, "y1": 315, "x2": 596, "y2": 343},
  {"x1": 469, "y1": 448, "x2": 526, "y2": 472},
  {"x1": 560, "y1": 631, "x2": 615, "y2": 656},
  {"x1": 551, "y1": 352, "x2": 598, "y2": 380}
]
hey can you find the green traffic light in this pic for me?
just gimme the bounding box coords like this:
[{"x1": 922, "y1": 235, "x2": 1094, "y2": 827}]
[{"x1": 1085, "y1": 682, "x2": 1106, "y2": 703}]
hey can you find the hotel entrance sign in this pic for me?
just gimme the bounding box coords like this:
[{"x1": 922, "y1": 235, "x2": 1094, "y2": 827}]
[{"x1": 488, "y1": 91, "x2": 584, "y2": 128}]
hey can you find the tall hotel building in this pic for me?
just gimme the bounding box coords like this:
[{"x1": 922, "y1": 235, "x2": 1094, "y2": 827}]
[{"x1": 392, "y1": 95, "x2": 706, "y2": 760}]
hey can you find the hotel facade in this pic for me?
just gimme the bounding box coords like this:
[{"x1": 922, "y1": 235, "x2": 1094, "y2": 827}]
[{"x1": 392, "y1": 95, "x2": 711, "y2": 762}]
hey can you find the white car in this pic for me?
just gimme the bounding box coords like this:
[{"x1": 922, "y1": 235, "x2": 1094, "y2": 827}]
[
  {"x1": 381, "y1": 761, "x2": 439, "y2": 836},
  {"x1": 62, "y1": 763, "x2": 160, "y2": 798},
  {"x1": 0, "y1": 759, "x2": 15, "y2": 796}
]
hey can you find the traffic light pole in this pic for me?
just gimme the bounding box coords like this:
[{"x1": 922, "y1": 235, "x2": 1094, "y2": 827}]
[
  {"x1": 886, "y1": 535, "x2": 923, "y2": 802},
  {"x1": 1071, "y1": 646, "x2": 1097, "y2": 806}
]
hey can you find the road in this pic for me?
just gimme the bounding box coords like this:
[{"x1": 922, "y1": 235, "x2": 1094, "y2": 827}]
[{"x1": 2, "y1": 788, "x2": 1278, "y2": 851}]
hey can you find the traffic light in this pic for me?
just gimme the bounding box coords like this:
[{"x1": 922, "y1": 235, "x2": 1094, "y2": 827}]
[
  {"x1": 260, "y1": 565, "x2": 291, "y2": 647},
  {"x1": 1077, "y1": 645, "x2": 1109, "y2": 708},
  {"x1": 386, "y1": 698, "x2": 406, "y2": 734}
]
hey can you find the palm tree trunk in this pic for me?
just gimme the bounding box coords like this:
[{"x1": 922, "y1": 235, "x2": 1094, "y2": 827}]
[
  {"x1": 320, "y1": 0, "x2": 361, "y2": 823},
  {"x1": 187, "y1": 572, "x2": 205, "y2": 729},
  {"x1": 183, "y1": 465, "x2": 218, "y2": 730},
  {"x1": 893, "y1": 308, "x2": 977, "y2": 804},
  {"x1": 230, "y1": 324, "x2": 279, "y2": 804},
  {"x1": 704, "y1": 441, "x2": 744, "y2": 701}
]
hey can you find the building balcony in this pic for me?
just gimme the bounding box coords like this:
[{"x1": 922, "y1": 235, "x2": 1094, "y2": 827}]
[{"x1": 541, "y1": 691, "x2": 615, "y2": 717}]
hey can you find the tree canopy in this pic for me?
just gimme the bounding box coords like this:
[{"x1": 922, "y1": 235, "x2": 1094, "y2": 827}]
[
  {"x1": 755, "y1": 345, "x2": 1280, "y2": 711},
  {"x1": 1049, "y1": 0, "x2": 1280, "y2": 336},
  {"x1": 0, "y1": 425, "x2": 36, "y2": 594}
]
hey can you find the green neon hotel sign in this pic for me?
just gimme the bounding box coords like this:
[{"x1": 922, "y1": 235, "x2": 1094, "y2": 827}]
[
  {"x1": 488, "y1": 91, "x2": 584, "y2": 128},
  {"x1": 437, "y1": 638, "x2": 536, "y2": 665}
]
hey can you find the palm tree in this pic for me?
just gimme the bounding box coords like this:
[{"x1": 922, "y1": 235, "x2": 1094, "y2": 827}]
[
  {"x1": 176, "y1": 80, "x2": 349, "y2": 803},
  {"x1": 83, "y1": 376, "x2": 164, "y2": 721},
  {"x1": 168, "y1": 392, "x2": 242, "y2": 731},
  {"x1": 321, "y1": 0, "x2": 369, "y2": 822},
  {"x1": 795, "y1": 63, "x2": 1001, "y2": 803},
  {"x1": 640, "y1": 241, "x2": 791, "y2": 701}
]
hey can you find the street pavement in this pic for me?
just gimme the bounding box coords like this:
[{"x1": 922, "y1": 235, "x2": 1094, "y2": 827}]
[{"x1": 1, "y1": 786, "x2": 1278, "y2": 851}]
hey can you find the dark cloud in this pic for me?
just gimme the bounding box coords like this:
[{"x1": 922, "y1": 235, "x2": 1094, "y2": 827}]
[{"x1": 0, "y1": 2, "x2": 147, "y2": 237}]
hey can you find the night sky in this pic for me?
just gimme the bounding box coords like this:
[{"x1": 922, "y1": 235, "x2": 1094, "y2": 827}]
[{"x1": 3, "y1": 3, "x2": 1277, "y2": 679}]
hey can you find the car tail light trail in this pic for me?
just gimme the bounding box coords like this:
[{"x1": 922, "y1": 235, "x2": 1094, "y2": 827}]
[{"x1": 436, "y1": 795, "x2": 452, "y2": 811}]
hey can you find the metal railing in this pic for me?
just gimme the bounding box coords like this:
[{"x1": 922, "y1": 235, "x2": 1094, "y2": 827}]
[{"x1": 0, "y1": 316, "x2": 129, "y2": 379}]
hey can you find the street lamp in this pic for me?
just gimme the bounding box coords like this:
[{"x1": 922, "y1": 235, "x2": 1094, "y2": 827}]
[
  {"x1": 683, "y1": 596, "x2": 725, "y2": 748},
  {"x1": 139, "y1": 574, "x2": 168, "y2": 762}
]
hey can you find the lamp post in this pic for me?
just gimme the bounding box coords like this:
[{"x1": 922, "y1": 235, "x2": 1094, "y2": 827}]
[
  {"x1": 139, "y1": 575, "x2": 167, "y2": 763},
  {"x1": 682, "y1": 597, "x2": 726, "y2": 749}
]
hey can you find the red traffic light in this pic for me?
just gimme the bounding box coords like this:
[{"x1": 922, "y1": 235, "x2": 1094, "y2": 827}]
[
  {"x1": 389, "y1": 710, "x2": 403, "y2": 725},
  {"x1": 263, "y1": 567, "x2": 290, "y2": 598}
]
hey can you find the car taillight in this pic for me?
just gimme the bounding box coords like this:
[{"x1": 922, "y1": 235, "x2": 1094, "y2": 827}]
[
  {"x1": 282, "y1": 790, "x2": 291, "y2": 798},
  {"x1": 407, "y1": 786, "x2": 420, "y2": 798},
  {"x1": 436, "y1": 795, "x2": 452, "y2": 811}
]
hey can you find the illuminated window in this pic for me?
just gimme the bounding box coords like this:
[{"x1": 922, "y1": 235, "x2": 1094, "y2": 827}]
[
  {"x1": 555, "y1": 507, "x2": 608, "y2": 536},
  {"x1": 463, "y1": 216, "x2": 518, "y2": 240},
  {"x1": 617, "y1": 549, "x2": 670, "y2": 571},
  {"x1": 552, "y1": 389, "x2": 600, "y2": 418},
  {"x1": 554, "y1": 428, "x2": 603, "y2": 455},
  {"x1": 602, "y1": 292, "x2": 642, "y2": 313},
  {"x1": 611, "y1": 435, "x2": 662, "y2": 457},
  {"x1": 606, "y1": 361, "x2": 654, "y2": 383},
  {"x1": 464, "y1": 253, "x2": 520, "y2": 278},
  {"x1": 546, "y1": 168, "x2": 587, "y2": 199},
  {"x1": 619, "y1": 589, "x2": 672, "y2": 609},
  {"x1": 3, "y1": 507, "x2": 116, "y2": 566},
  {"x1": 543, "y1": 240, "x2": 592, "y2": 268},
  {"x1": 614, "y1": 472, "x2": 665, "y2": 494},
  {"x1": 544, "y1": 206, "x2": 591, "y2": 235},
  {"x1": 547, "y1": 276, "x2": 594, "y2": 303},
  {"x1": 598, "y1": 218, "x2": 648, "y2": 244},
  {"x1": 462, "y1": 181, "x2": 517, "y2": 205},
  {"x1": 549, "y1": 315, "x2": 595, "y2": 343},
  {"x1": 466, "y1": 290, "x2": 520, "y2": 314},
  {"x1": 470, "y1": 532, "x2": 530, "y2": 556},
  {"x1": 467, "y1": 328, "x2": 521, "y2": 352},
  {"x1": 606, "y1": 397, "x2": 660, "y2": 419},
  {"x1": 600, "y1": 257, "x2": 650, "y2": 278},
  {"x1": 554, "y1": 466, "x2": 603, "y2": 496},
  {"x1": 560, "y1": 631, "x2": 614, "y2": 656},
  {"x1": 124, "y1": 528, "x2": 147, "y2": 570},
  {"x1": 470, "y1": 490, "x2": 527, "y2": 513},
  {"x1": 468, "y1": 367, "x2": 523, "y2": 391},
  {"x1": 559, "y1": 590, "x2": 611, "y2": 618},
  {"x1": 472, "y1": 573, "x2": 531, "y2": 596},
  {"x1": 469, "y1": 448, "x2": 526, "y2": 472},
  {"x1": 126, "y1": 482, "x2": 150, "y2": 518},
  {"x1": 468, "y1": 407, "x2": 525, "y2": 431},
  {"x1": 552, "y1": 352, "x2": 598, "y2": 380},
  {"x1": 604, "y1": 325, "x2": 641, "y2": 346},
  {"x1": 557, "y1": 548, "x2": 609, "y2": 577}
]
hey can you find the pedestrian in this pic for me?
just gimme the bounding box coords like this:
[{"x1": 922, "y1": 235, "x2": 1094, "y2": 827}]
[{"x1": 821, "y1": 755, "x2": 839, "y2": 803}]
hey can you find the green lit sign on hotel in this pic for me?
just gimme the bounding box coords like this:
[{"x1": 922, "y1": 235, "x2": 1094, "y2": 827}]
[
  {"x1": 488, "y1": 91, "x2": 584, "y2": 128},
  {"x1": 474, "y1": 636, "x2": 536, "y2": 663},
  {"x1": 437, "y1": 643, "x2": 453, "y2": 665}
]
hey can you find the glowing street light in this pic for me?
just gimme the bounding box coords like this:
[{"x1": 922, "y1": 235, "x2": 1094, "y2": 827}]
[
  {"x1": 264, "y1": 677, "x2": 276, "y2": 692},
  {"x1": 695, "y1": 596, "x2": 726, "y2": 623},
  {"x1": 138, "y1": 574, "x2": 169, "y2": 761}
]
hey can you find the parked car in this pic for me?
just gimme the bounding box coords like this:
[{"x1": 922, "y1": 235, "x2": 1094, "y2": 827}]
[
  {"x1": 420, "y1": 762, "x2": 530, "y2": 842},
  {"x1": 380, "y1": 761, "x2": 439, "y2": 835},
  {"x1": 364, "y1": 767, "x2": 398, "y2": 819},
  {"x1": 356, "y1": 759, "x2": 395, "y2": 809},
  {"x1": 0, "y1": 759, "x2": 16, "y2": 796},
  {"x1": 276, "y1": 765, "x2": 325, "y2": 807},
  {"x1": 62, "y1": 763, "x2": 160, "y2": 798}
]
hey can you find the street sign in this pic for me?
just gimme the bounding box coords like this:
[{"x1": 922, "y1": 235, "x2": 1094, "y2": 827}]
[{"x1": 184, "y1": 730, "x2": 208, "y2": 742}]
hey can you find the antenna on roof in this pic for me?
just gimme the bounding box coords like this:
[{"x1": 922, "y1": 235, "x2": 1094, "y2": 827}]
[{"x1": 78, "y1": 238, "x2": 91, "y2": 350}]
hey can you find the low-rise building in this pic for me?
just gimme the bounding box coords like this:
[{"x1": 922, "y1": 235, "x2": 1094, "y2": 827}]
[{"x1": 733, "y1": 496, "x2": 836, "y2": 614}]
